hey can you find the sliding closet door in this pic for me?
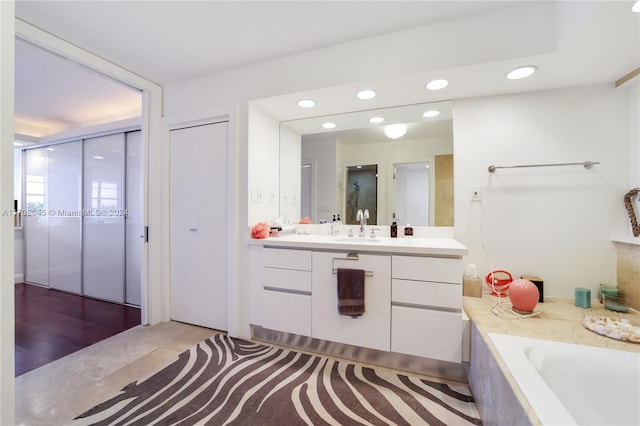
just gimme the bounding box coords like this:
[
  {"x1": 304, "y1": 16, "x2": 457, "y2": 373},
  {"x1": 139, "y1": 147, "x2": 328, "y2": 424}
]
[
  {"x1": 83, "y1": 134, "x2": 125, "y2": 303},
  {"x1": 48, "y1": 141, "x2": 82, "y2": 293},
  {"x1": 24, "y1": 148, "x2": 49, "y2": 286},
  {"x1": 170, "y1": 121, "x2": 228, "y2": 330},
  {"x1": 125, "y1": 130, "x2": 142, "y2": 306}
]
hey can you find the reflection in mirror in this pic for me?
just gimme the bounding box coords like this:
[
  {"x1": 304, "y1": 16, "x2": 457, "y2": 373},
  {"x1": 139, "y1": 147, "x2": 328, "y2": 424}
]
[
  {"x1": 346, "y1": 165, "x2": 378, "y2": 225},
  {"x1": 280, "y1": 101, "x2": 453, "y2": 227}
]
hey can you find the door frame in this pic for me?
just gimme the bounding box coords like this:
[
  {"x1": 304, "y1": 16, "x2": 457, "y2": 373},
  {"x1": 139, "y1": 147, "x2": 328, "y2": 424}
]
[
  {"x1": 14, "y1": 19, "x2": 163, "y2": 326},
  {"x1": 164, "y1": 107, "x2": 239, "y2": 338}
]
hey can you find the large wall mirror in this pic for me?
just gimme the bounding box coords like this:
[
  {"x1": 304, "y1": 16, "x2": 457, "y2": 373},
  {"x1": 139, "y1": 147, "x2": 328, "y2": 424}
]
[{"x1": 279, "y1": 101, "x2": 453, "y2": 227}]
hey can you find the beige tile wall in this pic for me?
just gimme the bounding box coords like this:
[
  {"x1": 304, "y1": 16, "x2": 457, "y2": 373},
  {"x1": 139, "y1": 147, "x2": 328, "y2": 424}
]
[
  {"x1": 434, "y1": 154, "x2": 454, "y2": 227},
  {"x1": 617, "y1": 242, "x2": 640, "y2": 311}
]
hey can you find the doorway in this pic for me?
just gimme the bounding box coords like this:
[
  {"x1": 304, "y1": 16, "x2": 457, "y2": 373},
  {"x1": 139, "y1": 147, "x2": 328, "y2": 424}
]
[{"x1": 393, "y1": 161, "x2": 430, "y2": 226}]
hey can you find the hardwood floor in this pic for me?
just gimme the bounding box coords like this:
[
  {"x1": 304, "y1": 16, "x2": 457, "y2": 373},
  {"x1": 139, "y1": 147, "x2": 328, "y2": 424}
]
[{"x1": 15, "y1": 283, "x2": 141, "y2": 376}]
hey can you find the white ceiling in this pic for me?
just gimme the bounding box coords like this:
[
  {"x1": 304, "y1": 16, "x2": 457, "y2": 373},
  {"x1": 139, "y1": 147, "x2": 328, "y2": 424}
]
[
  {"x1": 13, "y1": 1, "x2": 640, "y2": 140},
  {"x1": 15, "y1": 1, "x2": 516, "y2": 85}
]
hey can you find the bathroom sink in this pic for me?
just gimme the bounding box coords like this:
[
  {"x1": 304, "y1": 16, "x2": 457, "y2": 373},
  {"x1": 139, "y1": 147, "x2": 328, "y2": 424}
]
[{"x1": 333, "y1": 237, "x2": 381, "y2": 243}]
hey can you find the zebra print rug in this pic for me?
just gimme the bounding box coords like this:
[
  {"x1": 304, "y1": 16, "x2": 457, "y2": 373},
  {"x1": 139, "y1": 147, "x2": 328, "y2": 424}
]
[{"x1": 72, "y1": 334, "x2": 482, "y2": 425}]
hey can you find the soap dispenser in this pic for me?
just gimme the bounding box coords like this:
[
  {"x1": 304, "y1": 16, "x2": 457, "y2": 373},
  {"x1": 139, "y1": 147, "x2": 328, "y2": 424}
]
[
  {"x1": 390, "y1": 212, "x2": 398, "y2": 238},
  {"x1": 404, "y1": 223, "x2": 413, "y2": 237}
]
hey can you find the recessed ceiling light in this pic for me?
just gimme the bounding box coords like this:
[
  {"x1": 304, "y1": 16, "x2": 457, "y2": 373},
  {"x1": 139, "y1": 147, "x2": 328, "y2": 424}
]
[
  {"x1": 322, "y1": 122, "x2": 336, "y2": 129},
  {"x1": 297, "y1": 99, "x2": 316, "y2": 108},
  {"x1": 369, "y1": 116, "x2": 384, "y2": 124},
  {"x1": 426, "y1": 79, "x2": 448, "y2": 91},
  {"x1": 633, "y1": 0, "x2": 640, "y2": 12},
  {"x1": 422, "y1": 110, "x2": 440, "y2": 118},
  {"x1": 356, "y1": 89, "x2": 376, "y2": 100},
  {"x1": 13, "y1": 142, "x2": 23, "y2": 147},
  {"x1": 384, "y1": 123, "x2": 408, "y2": 139},
  {"x1": 507, "y1": 65, "x2": 537, "y2": 80}
]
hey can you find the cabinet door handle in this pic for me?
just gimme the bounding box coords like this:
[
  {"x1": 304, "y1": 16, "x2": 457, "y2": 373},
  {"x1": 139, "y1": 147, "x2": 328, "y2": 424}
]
[{"x1": 189, "y1": 227, "x2": 198, "y2": 231}]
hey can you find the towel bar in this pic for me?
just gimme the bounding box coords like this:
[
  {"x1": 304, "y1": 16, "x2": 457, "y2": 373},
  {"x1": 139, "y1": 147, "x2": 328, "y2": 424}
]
[
  {"x1": 332, "y1": 254, "x2": 374, "y2": 277},
  {"x1": 332, "y1": 269, "x2": 374, "y2": 277}
]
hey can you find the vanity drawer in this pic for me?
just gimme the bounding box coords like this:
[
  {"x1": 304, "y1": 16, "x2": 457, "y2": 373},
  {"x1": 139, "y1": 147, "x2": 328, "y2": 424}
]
[
  {"x1": 392, "y1": 255, "x2": 461, "y2": 284},
  {"x1": 263, "y1": 289, "x2": 311, "y2": 336},
  {"x1": 263, "y1": 267, "x2": 311, "y2": 293},
  {"x1": 263, "y1": 248, "x2": 311, "y2": 271},
  {"x1": 392, "y1": 279, "x2": 461, "y2": 310},
  {"x1": 391, "y1": 305, "x2": 462, "y2": 363}
]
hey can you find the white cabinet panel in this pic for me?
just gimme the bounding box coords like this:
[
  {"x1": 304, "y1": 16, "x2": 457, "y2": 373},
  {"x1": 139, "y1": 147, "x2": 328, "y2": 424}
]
[
  {"x1": 264, "y1": 268, "x2": 311, "y2": 293},
  {"x1": 48, "y1": 141, "x2": 82, "y2": 294},
  {"x1": 392, "y1": 255, "x2": 462, "y2": 284},
  {"x1": 24, "y1": 216, "x2": 49, "y2": 285},
  {"x1": 262, "y1": 290, "x2": 311, "y2": 336},
  {"x1": 83, "y1": 134, "x2": 125, "y2": 303},
  {"x1": 392, "y1": 279, "x2": 461, "y2": 310},
  {"x1": 170, "y1": 121, "x2": 228, "y2": 330},
  {"x1": 24, "y1": 148, "x2": 49, "y2": 286},
  {"x1": 391, "y1": 305, "x2": 462, "y2": 363},
  {"x1": 312, "y1": 251, "x2": 391, "y2": 352},
  {"x1": 263, "y1": 247, "x2": 311, "y2": 270}
]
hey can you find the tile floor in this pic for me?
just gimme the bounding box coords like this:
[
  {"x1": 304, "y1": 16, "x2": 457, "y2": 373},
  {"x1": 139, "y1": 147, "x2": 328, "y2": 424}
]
[{"x1": 16, "y1": 321, "x2": 217, "y2": 426}]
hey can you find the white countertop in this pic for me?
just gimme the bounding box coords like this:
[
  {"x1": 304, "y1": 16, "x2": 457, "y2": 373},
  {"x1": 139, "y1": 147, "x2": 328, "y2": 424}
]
[{"x1": 248, "y1": 233, "x2": 468, "y2": 256}]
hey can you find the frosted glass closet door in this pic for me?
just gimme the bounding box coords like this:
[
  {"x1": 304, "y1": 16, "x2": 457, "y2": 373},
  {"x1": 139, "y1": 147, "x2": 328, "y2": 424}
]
[
  {"x1": 170, "y1": 121, "x2": 228, "y2": 330},
  {"x1": 83, "y1": 134, "x2": 125, "y2": 303},
  {"x1": 48, "y1": 141, "x2": 82, "y2": 293},
  {"x1": 24, "y1": 148, "x2": 49, "y2": 286},
  {"x1": 125, "y1": 130, "x2": 142, "y2": 306}
]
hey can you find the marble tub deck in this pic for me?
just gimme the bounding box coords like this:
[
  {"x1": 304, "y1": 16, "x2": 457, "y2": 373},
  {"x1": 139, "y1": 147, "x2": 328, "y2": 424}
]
[
  {"x1": 464, "y1": 293, "x2": 640, "y2": 352},
  {"x1": 463, "y1": 292, "x2": 640, "y2": 424}
]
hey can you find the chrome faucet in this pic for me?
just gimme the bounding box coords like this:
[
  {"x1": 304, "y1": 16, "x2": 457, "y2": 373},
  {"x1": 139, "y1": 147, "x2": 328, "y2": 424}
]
[{"x1": 356, "y1": 208, "x2": 369, "y2": 237}]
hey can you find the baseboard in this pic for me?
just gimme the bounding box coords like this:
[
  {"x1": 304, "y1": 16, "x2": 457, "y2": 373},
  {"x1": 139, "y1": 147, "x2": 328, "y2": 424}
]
[
  {"x1": 15, "y1": 273, "x2": 24, "y2": 284},
  {"x1": 251, "y1": 324, "x2": 468, "y2": 382}
]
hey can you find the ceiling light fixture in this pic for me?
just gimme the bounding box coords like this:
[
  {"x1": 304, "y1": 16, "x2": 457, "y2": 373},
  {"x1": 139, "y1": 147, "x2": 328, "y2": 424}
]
[
  {"x1": 322, "y1": 122, "x2": 336, "y2": 129},
  {"x1": 356, "y1": 89, "x2": 376, "y2": 100},
  {"x1": 422, "y1": 110, "x2": 440, "y2": 118},
  {"x1": 426, "y1": 79, "x2": 448, "y2": 91},
  {"x1": 384, "y1": 123, "x2": 408, "y2": 139},
  {"x1": 297, "y1": 99, "x2": 316, "y2": 108},
  {"x1": 633, "y1": 0, "x2": 640, "y2": 12},
  {"x1": 93, "y1": 155, "x2": 104, "y2": 160},
  {"x1": 507, "y1": 65, "x2": 537, "y2": 80},
  {"x1": 369, "y1": 116, "x2": 384, "y2": 124}
]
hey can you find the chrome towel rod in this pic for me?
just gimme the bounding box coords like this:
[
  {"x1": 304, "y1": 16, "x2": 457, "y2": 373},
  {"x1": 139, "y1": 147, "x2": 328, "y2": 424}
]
[{"x1": 488, "y1": 161, "x2": 599, "y2": 173}]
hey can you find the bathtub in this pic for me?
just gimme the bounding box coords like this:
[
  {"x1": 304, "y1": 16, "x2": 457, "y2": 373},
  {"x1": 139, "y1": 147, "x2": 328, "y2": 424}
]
[{"x1": 489, "y1": 333, "x2": 640, "y2": 426}]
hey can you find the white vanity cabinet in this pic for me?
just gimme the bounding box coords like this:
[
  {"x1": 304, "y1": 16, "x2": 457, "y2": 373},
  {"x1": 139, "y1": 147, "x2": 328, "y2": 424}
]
[
  {"x1": 312, "y1": 251, "x2": 391, "y2": 352},
  {"x1": 391, "y1": 255, "x2": 463, "y2": 363},
  {"x1": 261, "y1": 248, "x2": 312, "y2": 336}
]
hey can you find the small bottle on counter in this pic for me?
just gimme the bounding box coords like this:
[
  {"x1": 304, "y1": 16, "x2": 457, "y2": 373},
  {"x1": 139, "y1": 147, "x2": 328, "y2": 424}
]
[
  {"x1": 390, "y1": 212, "x2": 398, "y2": 238},
  {"x1": 404, "y1": 223, "x2": 413, "y2": 237}
]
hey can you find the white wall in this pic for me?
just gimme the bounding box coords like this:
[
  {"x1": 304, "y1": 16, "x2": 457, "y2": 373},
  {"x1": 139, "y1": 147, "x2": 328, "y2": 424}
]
[
  {"x1": 454, "y1": 84, "x2": 630, "y2": 298},
  {"x1": 247, "y1": 104, "x2": 279, "y2": 225}
]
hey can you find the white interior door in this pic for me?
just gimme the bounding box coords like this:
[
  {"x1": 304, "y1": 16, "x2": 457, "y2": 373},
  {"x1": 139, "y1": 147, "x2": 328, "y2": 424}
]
[
  {"x1": 170, "y1": 121, "x2": 228, "y2": 330},
  {"x1": 48, "y1": 141, "x2": 82, "y2": 294},
  {"x1": 83, "y1": 133, "x2": 125, "y2": 303}
]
